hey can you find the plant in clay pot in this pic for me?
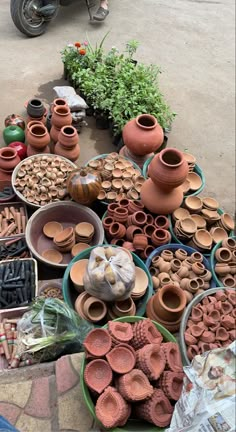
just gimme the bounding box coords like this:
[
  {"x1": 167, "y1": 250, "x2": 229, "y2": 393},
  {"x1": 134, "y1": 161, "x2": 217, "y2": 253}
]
[
  {"x1": 159, "y1": 371, "x2": 185, "y2": 401},
  {"x1": 106, "y1": 345, "x2": 136, "y2": 374},
  {"x1": 95, "y1": 386, "x2": 130, "y2": 429},
  {"x1": 136, "y1": 343, "x2": 166, "y2": 380},
  {"x1": 83, "y1": 328, "x2": 112, "y2": 357},
  {"x1": 84, "y1": 359, "x2": 113, "y2": 394},
  {"x1": 117, "y1": 368, "x2": 154, "y2": 401},
  {"x1": 134, "y1": 388, "x2": 174, "y2": 427}
]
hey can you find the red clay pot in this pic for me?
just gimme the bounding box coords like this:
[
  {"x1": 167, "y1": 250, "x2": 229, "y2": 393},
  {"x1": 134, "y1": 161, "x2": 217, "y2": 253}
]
[
  {"x1": 140, "y1": 178, "x2": 184, "y2": 215},
  {"x1": 143, "y1": 224, "x2": 156, "y2": 238},
  {"x1": 84, "y1": 359, "x2": 113, "y2": 393},
  {"x1": 161, "y1": 342, "x2": 183, "y2": 372},
  {"x1": 122, "y1": 114, "x2": 164, "y2": 156},
  {"x1": 109, "y1": 222, "x2": 126, "y2": 239},
  {"x1": 133, "y1": 233, "x2": 148, "y2": 251},
  {"x1": 151, "y1": 228, "x2": 171, "y2": 246},
  {"x1": 154, "y1": 215, "x2": 170, "y2": 230},
  {"x1": 159, "y1": 371, "x2": 184, "y2": 401},
  {"x1": 113, "y1": 207, "x2": 129, "y2": 223},
  {"x1": 134, "y1": 389, "x2": 173, "y2": 427},
  {"x1": 55, "y1": 124, "x2": 79, "y2": 150},
  {"x1": 83, "y1": 328, "x2": 112, "y2": 357},
  {"x1": 103, "y1": 216, "x2": 114, "y2": 231},
  {"x1": 131, "y1": 211, "x2": 147, "y2": 227},
  {"x1": 51, "y1": 105, "x2": 72, "y2": 129},
  {"x1": 0, "y1": 148, "x2": 21, "y2": 172},
  {"x1": 187, "y1": 345, "x2": 199, "y2": 360},
  {"x1": 136, "y1": 343, "x2": 166, "y2": 380},
  {"x1": 127, "y1": 199, "x2": 144, "y2": 214},
  {"x1": 106, "y1": 345, "x2": 136, "y2": 374},
  {"x1": 95, "y1": 386, "x2": 130, "y2": 429},
  {"x1": 215, "y1": 247, "x2": 232, "y2": 263},
  {"x1": 152, "y1": 284, "x2": 186, "y2": 322},
  {"x1": 27, "y1": 124, "x2": 50, "y2": 149},
  {"x1": 131, "y1": 318, "x2": 163, "y2": 350},
  {"x1": 107, "y1": 202, "x2": 120, "y2": 217},
  {"x1": 126, "y1": 225, "x2": 143, "y2": 241},
  {"x1": 117, "y1": 368, "x2": 154, "y2": 401}
]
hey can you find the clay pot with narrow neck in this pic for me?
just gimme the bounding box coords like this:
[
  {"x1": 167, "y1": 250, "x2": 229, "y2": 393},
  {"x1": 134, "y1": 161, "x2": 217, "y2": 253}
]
[
  {"x1": 27, "y1": 98, "x2": 45, "y2": 118},
  {"x1": 122, "y1": 114, "x2": 164, "y2": 156},
  {"x1": 140, "y1": 178, "x2": 184, "y2": 214},
  {"x1": 26, "y1": 120, "x2": 44, "y2": 140},
  {"x1": 67, "y1": 167, "x2": 101, "y2": 206},
  {"x1": 0, "y1": 148, "x2": 21, "y2": 172},
  {"x1": 51, "y1": 98, "x2": 68, "y2": 112},
  {"x1": 51, "y1": 105, "x2": 72, "y2": 129},
  {"x1": 27, "y1": 124, "x2": 50, "y2": 150},
  {"x1": 149, "y1": 148, "x2": 189, "y2": 191},
  {"x1": 54, "y1": 125, "x2": 80, "y2": 162},
  {"x1": 152, "y1": 284, "x2": 186, "y2": 322},
  {"x1": 5, "y1": 114, "x2": 25, "y2": 130},
  {"x1": 3, "y1": 125, "x2": 25, "y2": 145}
]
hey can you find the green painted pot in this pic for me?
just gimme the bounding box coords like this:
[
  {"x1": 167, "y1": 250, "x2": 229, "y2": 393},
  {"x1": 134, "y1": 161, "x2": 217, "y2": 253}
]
[
  {"x1": 3, "y1": 125, "x2": 25, "y2": 145},
  {"x1": 80, "y1": 316, "x2": 177, "y2": 432},
  {"x1": 210, "y1": 236, "x2": 236, "y2": 286}
]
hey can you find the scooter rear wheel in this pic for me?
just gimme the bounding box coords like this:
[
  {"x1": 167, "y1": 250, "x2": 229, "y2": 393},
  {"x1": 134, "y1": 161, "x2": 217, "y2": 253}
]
[{"x1": 10, "y1": 0, "x2": 59, "y2": 37}]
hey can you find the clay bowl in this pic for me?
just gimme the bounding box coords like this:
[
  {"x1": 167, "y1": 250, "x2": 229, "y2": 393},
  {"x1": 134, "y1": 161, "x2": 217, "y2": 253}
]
[
  {"x1": 202, "y1": 197, "x2": 219, "y2": 210},
  {"x1": 190, "y1": 214, "x2": 207, "y2": 229},
  {"x1": 43, "y1": 221, "x2": 63, "y2": 239},
  {"x1": 71, "y1": 243, "x2": 90, "y2": 258},
  {"x1": 187, "y1": 172, "x2": 203, "y2": 191},
  {"x1": 25, "y1": 201, "x2": 104, "y2": 268},
  {"x1": 194, "y1": 229, "x2": 213, "y2": 249},
  {"x1": 54, "y1": 227, "x2": 74, "y2": 244},
  {"x1": 41, "y1": 249, "x2": 63, "y2": 264},
  {"x1": 184, "y1": 196, "x2": 202, "y2": 213},
  {"x1": 70, "y1": 259, "x2": 89, "y2": 292},
  {"x1": 180, "y1": 218, "x2": 197, "y2": 235},
  {"x1": 210, "y1": 227, "x2": 228, "y2": 244},
  {"x1": 172, "y1": 207, "x2": 190, "y2": 222},
  {"x1": 210, "y1": 236, "x2": 236, "y2": 286},
  {"x1": 179, "y1": 287, "x2": 231, "y2": 365},
  {"x1": 131, "y1": 266, "x2": 149, "y2": 299},
  {"x1": 220, "y1": 213, "x2": 235, "y2": 231}
]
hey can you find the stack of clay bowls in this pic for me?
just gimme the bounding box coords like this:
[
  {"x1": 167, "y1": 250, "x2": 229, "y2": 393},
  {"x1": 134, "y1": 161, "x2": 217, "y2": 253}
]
[
  {"x1": 103, "y1": 199, "x2": 171, "y2": 260},
  {"x1": 212, "y1": 237, "x2": 236, "y2": 287},
  {"x1": 146, "y1": 245, "x2": 213, "y2": 304},
  {"x1": 171, "y1": 196, "x2": 235, "y2": 254},
  {"x1": 53, "y1": 226, "x2": 75, "y2": 253},
  {"x1": 181, "y1": 288, "x2": 236, "y2": 363},
  {"x1": 86, "y1": 153, "x2": 145, "y2": 203},
  {"x1": 75, "y1": 222, "x2": 95, "y2": 244}
]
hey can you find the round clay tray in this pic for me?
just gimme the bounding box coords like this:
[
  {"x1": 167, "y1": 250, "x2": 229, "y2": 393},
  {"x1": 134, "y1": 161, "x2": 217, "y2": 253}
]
[
  {"x1": 41, "y1": 249, "x2": 63, "y2": 264},
  {"x1": 179, "y1": 287, "x2": 232, "y2": 365},
  {"x1": 43, "y1": 221, "x2": 63, "y2": 239}
]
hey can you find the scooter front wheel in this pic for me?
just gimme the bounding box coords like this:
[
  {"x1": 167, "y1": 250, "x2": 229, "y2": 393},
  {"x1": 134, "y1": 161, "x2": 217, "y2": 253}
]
[{"x1": 10, "y1": 0, "x2": 59, "y2": 37}]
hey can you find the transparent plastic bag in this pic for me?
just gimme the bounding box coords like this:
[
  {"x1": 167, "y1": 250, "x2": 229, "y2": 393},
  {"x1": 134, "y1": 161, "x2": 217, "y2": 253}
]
[
  {"x1": 83, "y1": 246, "x2": 135, "y2": 302},
  {"x1": 53, "y1": 86, "x2": 88, "y2": 111}
]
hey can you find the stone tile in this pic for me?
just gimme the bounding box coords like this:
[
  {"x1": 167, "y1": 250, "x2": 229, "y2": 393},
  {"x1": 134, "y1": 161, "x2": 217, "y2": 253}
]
[
  {"x1": 58, "y1": 384, "x2": 93, "y2": 432},
  {"x1": 70, "y1": 352, "x2": 83, "y2": 378},
  {"x1": 0, "y1": 402, "x2": 21, "y2": 425},
  {"x1": 0, "y1": 381, "x2": 32, "y2": 408},
  {"x1": 24, "y1": 376, "x2": 51, "y2": 418},
  {"x1": 56, "y1": 355, "x2": 79, "y2": 395},
  {"x1": 16, "y1": 413, "x2": 52, "y2": 432}
]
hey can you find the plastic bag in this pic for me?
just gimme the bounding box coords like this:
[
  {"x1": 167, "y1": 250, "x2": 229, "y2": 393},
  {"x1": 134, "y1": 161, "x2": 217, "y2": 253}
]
[
  {"x1": 16, "y1": 298, "x2": 93, "y2": 363},
  {"x1": 83, "y1": 246, "x2": 135, "y2": 302},
  {"x1": 53, "y1": 86, "x2": 88, "y2": 111}
]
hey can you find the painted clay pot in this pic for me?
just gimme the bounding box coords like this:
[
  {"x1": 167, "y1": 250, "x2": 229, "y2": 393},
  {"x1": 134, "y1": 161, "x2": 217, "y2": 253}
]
[
  {"x1": 8, "y1": 142, "x2": 27, "y2": 160},
  {"x1": 159, "y1": 371, "x2": 184, "y2": 401},
  {"x1": 83, "y1": 328, "x2": 112, "y2": 357},
  {"x1": 117, "y1": 368, "x2": 154, "y2": 401},
  {"x1": 152, "y1": 284, "x2": 186, "y2": 322},
  {"x1": 5, "y1": 114, "x2": 25, "y2": 130},
  {"x1": 95, "y1": 386, "x2": 130, "y2": 429},
  {"x1": 136, "y1": 343, "x2": 166, "y2": 380},
  {"x1": 51, "y1": 105, "x2": 72, "y2": 129},
  {"x1": 161, "y1": 342, "x2": 183, "y2": 372},
  {"x1": 133, "y1": 389, "x2": 173, "y2": 427},
  {"x1": 84, "y1": 359, "x2": 113, "y2": 394},
  {"x1": 67, "y1": 168, "x2": 101, "y2": 206},
  {"x1": 3, "y1": 125, "x2": 25, "y2": 145},
  {"x1": 0, "y1": 148, "x2": 21, "y2": 172},
  {"x1": 106, "y1": 345, "x2": 136, "y2": 374},
  {"x1": 27, "y1": 124, "x2": 50, "y2": 150},
  {"x1": 122, "y1": 114, "x2": 164, "y2": 156},
  {"x1": 140, "y1": 178, "x2": 184, "y2": 214},
  {"x1": 55, "y1": 125, "x2": 80, "y2": 162},
  {"x1": 27, "y1": 98, "x2": 45, "y2": 118}
]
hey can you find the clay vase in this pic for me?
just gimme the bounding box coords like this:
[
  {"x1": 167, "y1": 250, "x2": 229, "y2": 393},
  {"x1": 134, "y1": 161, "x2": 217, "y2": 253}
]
[
  {"x1": 67, "y1": 167, "x2": 101, "y2": 206},
  {"x1": 3, "y1": 125, "x2": 25, "y2": 145},
  {"x1": 152, "y1": 284, "x2": 187, "y2": 322},
  {"x1": 122, "y1": 114, "x2": 164, "y2": 156},
  {"x1": 51, "y1": 98, "x2": 68, "y2": 112},
  {"x1": 51, "y1": 105, "x2": 72, "y2": 129},
  {"x1": 0, "y1": 148, "x2": 21, "y2": 174},
  {"x1": 140, "y1": 178, "x2": 184, "y2": 214},
  {"x1": 54, "y1": 126, "x2": 80, "y2": 162},
  {"x1": 148, "y1": 148, "x2": 189, "y2": 191},
  {"x1": 27, "y1": 124, "x2": 50, "y2": 150},
  {"x1": 5, "y1": 114, "x2": 25, "y2": 130}
]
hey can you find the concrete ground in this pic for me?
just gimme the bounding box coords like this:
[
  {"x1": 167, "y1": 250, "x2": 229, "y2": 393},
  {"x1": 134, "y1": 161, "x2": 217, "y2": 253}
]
[{"x1": 0, "y1": 0, "x2": 235, "y2": 215}]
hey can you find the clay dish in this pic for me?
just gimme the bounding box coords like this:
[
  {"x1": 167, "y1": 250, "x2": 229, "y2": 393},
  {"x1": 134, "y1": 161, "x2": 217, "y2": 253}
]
[
  {"x1": 70, "y1": 259, "x2": 89, "y2": 292},
  {"x1": 97, "y1": 190, "x2": 106, "y2": 200},
  {"x1": 202, "y1": 197, "x2": 219, "y2": 210},
  {"x1": 54, "y1": 226, "x2": 74, "y2": 243},
  {"x1": 84, "y1": 359, "x2": 113, "y2": 394},
  {"x1": 183, "y1": 152, "x2": 196, "y2": 164},
  {"x1": 201, "y1": 209, "x2": 220, "y2": 221},
  {"x1": 43, "y1": 221, "x2": 63, "y2": 238},
  {"x1": 75, "y1": 292, "x2": 91, "y2": 319},
  {"x1": 185, "y1": 196, "x2": 202, "y2": 213},
  {"x1": 180, "y1": 217, "x2": 197, "y2": 234},
  {"x1": 112, "y1": 179, "x2": 123, "y2": 190},
  {"x1": 75, "y1": 222, "x2": 94, "y2": 239},
  {"x1": 122, "y1": 179, "x2": 133, "y2": 190},
  {"x1": 131, "y1": 267, "x2": 148, "y2": 297},
  {"x1": 172, "y1": 207, "x2": 190, "y2": 221},
  {"x1": 220, "y1": 213, "x2": 235, "y2": 231},
  {"x1": 71, "y1": 243, "x2": 90, "y2": 257},
  {"x1": 187, "y1": 172, "x2": 202, "y2": 191},
  {"x1": 106, "y1": 346, "x2": 136, "y2": 374},
  {"x1": 210, "y1": 227, "x2": 228, "y2": 244},
  {"x1": 41, "y1": 249, "x2": 63, "y2": 263},
  {"x1": 194, "y1": 229, "x2": 213, "y2": 248},
  {"x1": 112, "y1": 168, "x2": 122, "y2": 178},
  {"x1": 83, "y1": 328, "x2": 112, "y2": 357},
  {"x1": 182, "y1": 179, "x2": 191, "y2": 194},
  {"x1": 191, "y1": 214, "x2": 207, "y2": 229}
]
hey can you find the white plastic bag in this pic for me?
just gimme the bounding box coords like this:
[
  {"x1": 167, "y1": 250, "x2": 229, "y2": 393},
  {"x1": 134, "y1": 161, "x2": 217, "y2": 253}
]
[
  {"x1": 53, "y1": 86, "x2": 88, "y2": 111},
  {"x1": 83, "y1": 246, "x2": 135, "y2": 302}
]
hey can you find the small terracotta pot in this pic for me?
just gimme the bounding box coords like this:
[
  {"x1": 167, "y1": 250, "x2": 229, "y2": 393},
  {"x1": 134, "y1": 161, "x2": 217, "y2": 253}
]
[
  {"x1": 170, "y1": 258, "x2": 182, "y2": 272},
  {"x1": 160, "y1": 249, "x2": 174, "y2": 262},
  {"x1": 221, "y1": 315, "x2": 235, "y2": 330},
  {"x1": 136, "y1": 343, "x2": 166, "y2": 380},
  {"x1": 222, "y1": 275, "x2": 235, "y2": 287},
  {"x1": 113, "y1": 297, "x2": 136, "y2": 317},
  {"x1": 103, "y1": 216, "x2": 114, "y2": 232},
  {"x1": 187, "y1": 345, "x2": 199, "y2": 360},
  {"x1": 83, "y1": 296, "x2": 107, "y2": 322},
  {"x1": 222, "y1": 237, "x2": 236, "y2": 250},
  {"x1": 159, "y1": 371, "x2": 184, "y2": 401},
  {"x1": 142, "y1": 245, "x2": 155, "y2": 259},
  {"x1": 176, "y1": 266, "x2": 189, "y2": 279},
  {"x1": 191, "y1": 306, "x2": 203, "y2": 322},
  {"x1": 200, "y1": 331, "x2": 215, "y2": 343},
  {"x1": 185, "y1": 332, "x2": 198, "y2": 345},
  {"x1": 51, "y1": 105, "x2": 72, "y2": 129},
  {"x1": 190, "y1": 324, "x2": 204, "y2": 338},
  {"x1": 106, "y1": 345, "x2": 136, "y2": 374},
  {"x1": 186, "y1": 279, "x2": 199, "y2": 294},
  {"x1": 133, "y1": 233, "x2": 148, "y2": 251},
  {"x1": 95, "y1": 386, "x2": 130, "y2": 429},
  {"x1": 190, "y1": 252, "x2": 204, "y2": 263},
  {"x1": 83, "y1": 328, "x2": 112, "y2": 357},
  {"x1": 0, "y1": 148, "x2": 21, "y2": 172},
  {"x1": 84, "y1": 359, "x2": 113, "y2": 394},
  {"x1": 161, "y1": 342, "x2": 183, "y2": 372},
  {"x1": 152, "y1": 284, "x2": 186, "y2": 322},
  {"x1": 107, "y1": 202, "x2": 120, "y2": 217},
  {"x1": 215, "y1": 247, "x2": 232, "y2": 263},
  {"x1": 159, "y1": 260, "x2": 171, "y2": 273},
  {"x1": 143, "y1": 224, "x2": 156, "y2": 238},
  {"x1": 154, "y1": 215, "x2": 170, "y2": 230},
  {"x1": 109, "y1": 222, "x2": 126, "y2": 239},
  {"x1": 127, "y1": 199, "x2": 144, "y2": 214},
  {"x1": 175, "y1": 248, "x2": 188, "y2": 261},
  {"x1": 27, "y1": 124, "x2": 50, "y2": 149},
  {"x1": 151, "y1": 229, "x2": 170, "y2": 247},
  {"x1": 131, "y1": 211, "x2": 147, "y2": 227},
  {"x1": 113, "y1": 207, "x2": 129, "y2": 223},
  {"x1": 133, "y1": 388, "x2": 174, "y2": 428}
]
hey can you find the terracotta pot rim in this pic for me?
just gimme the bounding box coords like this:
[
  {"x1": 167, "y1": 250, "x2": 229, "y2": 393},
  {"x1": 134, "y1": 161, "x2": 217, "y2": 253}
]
[
  {"x1": 136, "y1": 114, "x2": 157, "y2": 130},
  {"x1": 0, "y1": 147, "x2": 17, "y2": 159},
  {"x1": 159, "y1": 148, "x2": 184, "y2": 168},
  {"x1": 158, "y1": 284, "x2": 186, "y2": 313},
  {"x1": 29, "y1": 124, "x2": 47, "y2": 136},
  {"x1": 54, "y1": 106, "x2": 70, "y2": 115},
  {"x1": 60, "y1": 125, "x2": 77, "y2": 136}
]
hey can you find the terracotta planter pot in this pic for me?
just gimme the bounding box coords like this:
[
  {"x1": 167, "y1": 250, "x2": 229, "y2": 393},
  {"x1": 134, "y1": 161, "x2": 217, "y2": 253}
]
[
  {"x1": 83, "y1": 328, "x2": 112, "y2": 357},
  {"x1": 117, "y1": 368, "x2": 154, "y2": 401},
  {"x1": 136, "y1": 343, "x2": 166, "y2": 380},
  {"x1": 84, "y1": 359, "x2": 113, "y2": 394},
  {"x1": 27, "y1": 124, "x2": 50, "y2": 149},
  {"x1": 0, "y1": 148, "x2": 21, "y2": 172},
  {"x1": 152, "y1": 284, "x2": 186, "y2": 322},
  {"x1": 159, "y1": 371, "x2": 184, "y2": 401},
  {"x1": 106, "y1": 345, "x2": 136, "y2": 374},
  {"x1": 149, "y1": 148, "x2": 188, "y2": 191},
  {"x1": 51, "y1": 105, "x2": 72, "y2": 129},
  {"x1": 133, "y1": 388, "x2": 174, "y2": 427},
  {"x1": 122, "y1": 114, "x2": 164, "y2": 156},
  {"x1": 140, "y1": 178, "x2": 184, "y2": 215}
]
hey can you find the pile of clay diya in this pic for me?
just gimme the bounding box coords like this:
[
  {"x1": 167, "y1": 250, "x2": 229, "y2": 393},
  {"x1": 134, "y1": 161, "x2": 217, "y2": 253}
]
[
  {"x1": 183, "y1": 289, "x2": 235, "y2": 362},
  {"x1": 82, "y1": 319, "x2": 184, "y2": 429}
]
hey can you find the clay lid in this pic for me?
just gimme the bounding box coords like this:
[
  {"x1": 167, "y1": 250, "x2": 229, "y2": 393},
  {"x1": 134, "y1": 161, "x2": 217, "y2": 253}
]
[
  {"x1": 180, "y1": 217, "x2": 197, "y2": 234},
  {"x1": 188, "y1": 172, "x2": 202, "y2": 191},
  {"x1": 106, "y1": 345, "x2": 136, "y2": 374},
  {"x1": 70, "y1": 259, "x2": 89, "y2": 288},
  {"x1": 172, "y1": 207, "x2": 190, "y2": 221},
  {"x1": 71, "y1": 242, "x2": 90, "y2": 257},
  {"x1": 131, "y1": 267, "x2": 148, "y2": 298},
  {"x1": 202, "y1": 196, "x2": 219, "y2": 210},
  {"x1": 83, "y1": 328, "x2": 112, "y2": 357},
  {"x1": 185, "y1": 196, "x2": 203, "y2": 211},
  {"x1": 191, "y1": 214, "x2": 207, "y2": 229},
  {"x1": 41, "y1": 249, "x2": 63, "y2": 263},
  {"x1": 75, "y1": 222, "x2": 94, "y2": 238},
  {"x1": 194, "y1": 229, "x2": 213, "y2": 248},
  {"x1": 54, "y1": 226, "x2": 74, "y2": 243},
  {"x1": 84, "y1": 359, "x2": 113, "y2": 394},
  {"x1": 210, "y1": 227, "x2": 228, "y2": 244},
  {"x1": 43, "y1": 221, "x2": 63, "y2": 238}
]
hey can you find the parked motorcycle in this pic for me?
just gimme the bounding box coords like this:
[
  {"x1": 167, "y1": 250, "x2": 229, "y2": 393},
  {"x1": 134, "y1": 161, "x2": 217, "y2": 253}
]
[{"x1": 10, "y1": 0, "x2": 92, "y2": 37}]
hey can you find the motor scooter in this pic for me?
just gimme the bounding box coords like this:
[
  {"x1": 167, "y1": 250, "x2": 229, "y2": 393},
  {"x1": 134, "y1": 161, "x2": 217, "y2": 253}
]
[{"x1": 10, "y1": 0, "x2": 93, "y2": 37}]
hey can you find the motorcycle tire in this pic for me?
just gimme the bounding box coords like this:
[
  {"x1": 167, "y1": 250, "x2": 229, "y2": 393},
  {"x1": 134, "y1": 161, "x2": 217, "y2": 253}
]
[{"x1": 10, "y1": 0, "x2": 59, "y2": 37}]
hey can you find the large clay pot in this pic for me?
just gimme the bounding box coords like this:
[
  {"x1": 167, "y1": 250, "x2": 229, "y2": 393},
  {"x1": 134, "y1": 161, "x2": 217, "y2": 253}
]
[
  {"x1": 51, "y1": 105, "x2": 72, "y2": 129},
  {"x1": 54, "y1": 126, "x2": 80, "y2": 162},
  {"x1": 50, "y1": 125, "x2": 60, "y2": 143},
  {"x1": 8, "y1": 141, "x2": 27, "y2": 160},
  {"x1": 67, "y1": 167, "x2": 102, "y2": 206},
  {"x1": 122, "y1": 114, "x2": 164, "y2": 156},
  {"x1": 4, "y1": 114, "x2": 25, "y2": 130},
  {"x1": 27, "y1": 98, "x2": 45, "y2": 118},
  {"x1": 140, "y1": 178, "x2": 184, "y2": 214},
  {"x1": 0, "y1": 148, "x2": 21, "y2": 172},
  {"x1": 27, "y1": 124, "x2": 50, "y2": 150},
  {"x1": 51, "y1": 98, "x2": 68, "y2": 113},
  {"x1": 3, "y1": 125, "x2": 25, "y2": 145},
  {"x1": 148, "y1": 148, "x2": 188, "y2": 191},
  {"x1": 152, "y1": 284, "x2": 186, "y2": 322}
]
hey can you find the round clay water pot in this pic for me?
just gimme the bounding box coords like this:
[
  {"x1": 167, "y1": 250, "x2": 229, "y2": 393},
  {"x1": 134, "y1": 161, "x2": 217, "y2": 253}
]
[
  {"x1": 140, "y1": 179, "x2": 184, "y2": 215},
  {"x1": 8, "y1": 141, "x2": 27, "y2": 160},
  {"x1": 5, "y1": 114, "x2": 25, "y2": 130},
  {"x1": 215, "y1": 247, "x2": 232, "y2": 263},
  {"x1": 148, "y1": 148, "x2": 188, "y2": 191},
  {"x1": 3, "y1": 125, "x2": 25, "y2": 145},
  {"x1": 84, "y1": 359, "x2": 113, "y2": 394},
  {"x1": 0, "y1": 148, "x2": 21, "y2": 172},
  {"x1": 67, "y1": 167, "x2": 101, "y2": 206},
  {"x1": 122, "y1": 114, "x2": 164, "y2": 156},
  {"x1": 56, "y1": 125, "x2": 79, "y2": 149},
  {"x1": 154, "y1": 215, "x2": 170, "y2": 230},
  {"x1": 27, "y1": 98, "x2": 45, "y2": 118},
  {"x1": 222, "y1": 237, "x2": 236, "y2": 250},
  {"x1": 27, "y1": 124, "x2": 50, "y2": 149},
  {"x1": 26, "y1": 145, "x2": 50, "y2": 157},
  {"x1": 51, "y1": 105, "x2": 72, "y2": 129},
  {"x1": 54, "y1": 141, "x2": 80, "y2": 162},
  {"x1": 152, "y1": 284, "x2": 186, "y2": 321}
]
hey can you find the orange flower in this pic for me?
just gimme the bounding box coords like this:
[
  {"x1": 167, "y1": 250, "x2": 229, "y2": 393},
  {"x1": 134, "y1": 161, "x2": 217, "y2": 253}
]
[
  {"x1": 74, "y1": 42, "x2": 81, "y2": 47},
  {"x1": 79, "y1": 49, "x2": 86, "y2": 55}
]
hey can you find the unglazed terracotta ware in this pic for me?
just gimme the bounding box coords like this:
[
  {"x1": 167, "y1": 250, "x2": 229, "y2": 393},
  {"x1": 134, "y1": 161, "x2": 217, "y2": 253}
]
[
  {"x1": 106, "y1": 345, "x2": 136, "y2": 373},
  {"x1": 84, "y1": 359, "x2": 113, "y2": 393},
  {"x1": 95, "y1": 386, "x2": 130, "y2": 429},
  {"x1": 117, "y1": 368, "x2": 154, "y2": 401},
  {"x1": 159, "y1": 371, "x2": 184, "y2": 401},
  {"x1": 83, "y1": 328, "x2": 112, "y2": 357},
  {"x1": 51, "y1": 105, "x2": 72, "y2": 129},
  {"x1": 134, "y1": 389, "x2": 174, "y2": 427},
  {"x1": 69, "y1": 258, "x2": 88, "y2": 292},
  {"x1": 55, "y1": 126, "x2": 80, "y2": 162},
  {"x1": 67, "y1": 168, "x2": 101, "y2": 206},
  {"x1": 83, "y1": 296, "x2": 107, "y2": 322},
  {"x1": 152, "y1": 284, "x2": 187, "y2": 321},
  {"x1": 43, "y1": 221, "x2": 63, "y2": 238},
  {"x1": 122, "y1": 114, "x2": 164, "y2": 156},
  {"x1": 136, "y1": 343, "x2": 166, "y2": 380},
  {"x1": 41, "y1": 249, "x2": 63, "y2": 263},
  {"x1": 0, "y1": 148, "x2": 21, "y2": 173},
  {"x1": 140, "y1": 178, "x2": 184, "y2": 214},
  {"x1": 27, "y1": 124, "x2": 50, "y2": 150}
]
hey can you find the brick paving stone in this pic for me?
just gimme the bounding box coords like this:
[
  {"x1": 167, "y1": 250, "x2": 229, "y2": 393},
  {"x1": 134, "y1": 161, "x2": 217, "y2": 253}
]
[
  {"x1": 0, "y1": 402, "x2": 21, "y2": 425},
  {"x1": 70, "y1": 353, "x2": 83, "y2": 378},
  {"x1": 16, "y1": 413, "x2": 52, "y2": 432},
  {"x1": 56, "y1": 355, "x2": 79, "y2": 395},
  {"x1": 0, "y1": 381, "x2": 32, "y2": 408},
  {"x1": 24, "y1": 375, "x2": 52, "y2": 418},
  {"x1": 58, "y1": 384, "x2": 93, "y2": 432}
]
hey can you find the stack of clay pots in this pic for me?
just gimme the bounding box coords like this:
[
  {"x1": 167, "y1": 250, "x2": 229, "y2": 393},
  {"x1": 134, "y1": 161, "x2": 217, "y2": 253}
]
[
  {"x1": 103, "y1": 199, "x2": 171, "y2": 259},
  {"x1": 140, "y1": 148, "x2": 189, "y2": 214},
  {"x1": 50, "y1": 103, "x2": 72, "y2": 142},
  {"x1": 148, "y1": 248, "x2": 212, "y2": 301},
  {"x1": 54, "y1": 125, "x2": 80, "y2": 162},
  {"x1": 172, "y1": 196, "x2": 235, "y2": 254},
  {"x1": 83, "y1": 320, "x2": 184, "y2": 429},
  {"x1": 184, "y1": 288, "x2": 236, "y2": 361},
  {"x1": 213, "y1": 237, "x2": 236, "y2": 287},
  {"x1": 86, "y1": 153, "x2": 145, "y2": 203},
  {"x1": 121, "y1": 114, "x2": 164, "y2": 168},
  {"x1": 26, "y1": 98, "x2": 46, "y2": 124}
]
